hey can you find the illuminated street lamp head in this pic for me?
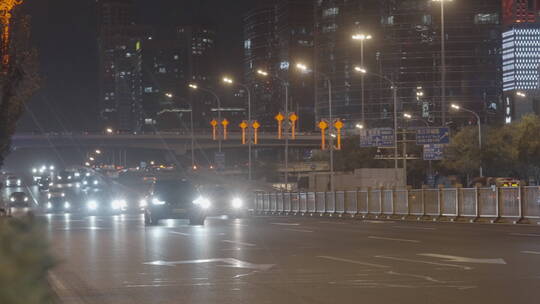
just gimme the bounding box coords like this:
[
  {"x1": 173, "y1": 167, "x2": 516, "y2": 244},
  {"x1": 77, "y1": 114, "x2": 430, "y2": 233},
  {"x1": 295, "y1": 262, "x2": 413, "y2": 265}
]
[
  {"x1": 355, "y1": 123, "x2": 364, "y2": 130},
  {"x1": 451, "y1": 104, "x2": 460, "y2": 110},
  {"x1": 257, "y1": 69, "x2": 269, "y2": 77},
  {"x1": 89, "y1": 157, "x2": 95, "y2": 161},
  {"x1": 296, "y1": 63, "x2": 308, "y2": 72},
  {"x1": 354, "y1": 66, "x2": 367, "y2": 74},
  {"x1": 516, "y1": 92, "x2": 527, "y2": 98},
  {"x1": 165, "y1": 92, "x2": 173, "y2": 98},
  {"x1": 106, "y1": 128, "x2": 113, "y2": 134},
  {"x1": 403, "y1": 113, "x2": 413, "y2": 119},
  {"x1": 188, "y1": 83, "x2": 198, "y2": 90},
  {"x1": 95, "y1": 149, "x2": 102, "y2": 154},
  {"x1": 352, "y1": 34, "x2": 372, "y2": 40},
  {"x1": 222, "y1": 77, "x2": 234, "y2": 84}
]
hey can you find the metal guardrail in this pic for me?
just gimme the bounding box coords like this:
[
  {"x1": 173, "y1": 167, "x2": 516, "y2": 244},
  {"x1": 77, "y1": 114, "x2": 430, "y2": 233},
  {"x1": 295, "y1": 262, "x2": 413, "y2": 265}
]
[{"x1": 254, "y1": 187, "x2": 540, "y2": 224}]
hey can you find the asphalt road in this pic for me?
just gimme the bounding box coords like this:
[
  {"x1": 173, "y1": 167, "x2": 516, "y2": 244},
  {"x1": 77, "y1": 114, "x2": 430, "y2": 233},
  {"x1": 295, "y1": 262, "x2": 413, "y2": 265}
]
[{"x1": 40, "y1": 211, "x2": 540, "y2": 304}]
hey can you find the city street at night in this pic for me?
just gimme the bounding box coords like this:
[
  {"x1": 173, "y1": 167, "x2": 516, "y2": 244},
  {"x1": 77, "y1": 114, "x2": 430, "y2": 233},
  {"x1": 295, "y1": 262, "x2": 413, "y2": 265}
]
[{"x1": 45, "y1": 212, "x2": 540, "y2": 304}]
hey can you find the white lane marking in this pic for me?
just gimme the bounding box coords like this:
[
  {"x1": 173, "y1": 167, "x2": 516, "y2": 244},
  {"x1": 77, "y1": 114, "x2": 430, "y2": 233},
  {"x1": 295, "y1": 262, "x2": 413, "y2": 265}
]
[
  {"x1": 363, "y1": 220, "x2": 395, "y2": 224},
  {"x1": 521, "y1": 251, "x2": 540, "y2": 255},
  {"x1": 222, "y1": 240, "x2": 256, "y2": 247},
  {"x1": 375, "y1": 255, "x2": 473, "y2": 270},
  {"x1": 418, "y1": 254, "x2": 507, "y2": 265},
  {"x1": 393, "y1": 226, "x2": 436, "y2": 230},
  {"x1": 144, "y1": 258, "x2": 274, "y2": 271},
  {"x1": 284, "y1": 228, "x2": 314, "y2": 233},
  {"x1": 318, "y1": 256, "x2": 390, "y2": 269},
  {"x1": 48, "y1": 272, "x2": 85, "y2": 304},
  {"x1": 387, "y1": 271, "x2": 446, "y2": 283},
  {"x1": 169, "y1": 231, "x2": 190, "y2": 236},
  {"x1": 271, "y1": 222, "x2": 300, "y2": 226},
  {"x1": 509, "y1": 233, "x2": 540, "y2": 237},
  {"x1": 368, "y1": 236, "x2": 420, "y2": 243},
  {"x1": 232, "y1": 224, "x2": 249, "y2": 227},
  {"x1": 319, "y1": 221, "x2": 345, "y2": 225}
]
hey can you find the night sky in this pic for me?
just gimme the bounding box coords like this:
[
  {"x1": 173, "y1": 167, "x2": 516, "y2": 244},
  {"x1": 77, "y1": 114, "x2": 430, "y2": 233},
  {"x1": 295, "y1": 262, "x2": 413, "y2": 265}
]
[{"x1": 17, "y1": 0, "x2": 273, "y2": 132}]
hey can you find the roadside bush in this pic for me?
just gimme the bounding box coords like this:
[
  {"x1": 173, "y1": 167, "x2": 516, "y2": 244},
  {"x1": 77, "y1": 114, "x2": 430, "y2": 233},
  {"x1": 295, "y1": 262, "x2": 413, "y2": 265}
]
[{"x1": 0, "y1": 216, "x2": 55, "y2": 304}]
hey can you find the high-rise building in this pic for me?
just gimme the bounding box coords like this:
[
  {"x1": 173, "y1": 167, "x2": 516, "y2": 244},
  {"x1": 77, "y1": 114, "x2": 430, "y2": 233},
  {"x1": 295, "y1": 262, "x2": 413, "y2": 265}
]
[
  {"x1": 313, "y1": 0, "x2": 381, "y2": 127},
  {"x1": 379, "y1": 0, "x2": 502, "y2": 126},
  {"x1": 243, "y1": 1, "x2": 315, "y2": 130},
  {"x1": 502, "y1": 1, "x2": 540, "y2": 123},
  {"x1": 503, "y1": 0, "x2": 540, "y2": 25},
  {"x1": 97, "y1": 0, "x2": 148, "y2": 132}
]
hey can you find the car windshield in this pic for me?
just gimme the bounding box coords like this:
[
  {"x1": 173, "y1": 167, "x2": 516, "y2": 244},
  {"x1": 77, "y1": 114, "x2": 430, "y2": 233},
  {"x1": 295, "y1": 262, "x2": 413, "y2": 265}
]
[
  {"x1": 154, "y1": 180, "x2": 195, "y2": 199},
  {"x1": 11, "y1": 192, "x2": 25, "y2": 198}
]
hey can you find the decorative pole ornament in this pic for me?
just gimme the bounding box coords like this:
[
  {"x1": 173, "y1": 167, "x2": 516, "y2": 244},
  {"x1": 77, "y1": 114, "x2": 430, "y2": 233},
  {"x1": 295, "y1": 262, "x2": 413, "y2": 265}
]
[
  {"x1": 289, "y1": 113, "x2": 298, "y2": 139},
  {"x1": 334, "y1": 119, "x2": 344, "y2": 150},
  {"x1": 275, "y1": 112, "x2": 284, "y2": 139},
  {"x1": 252, "y1": 120, "x2": 261, "y2": 145},
  {"x1": 318, "y1": 120, "x2": 328, "y2": 150},
  {"x1": 221, "y1": 118, "x2": 229, "y2": 140},
  {"x1": 210, "y1": 119, "x2": 218, "y2": 140},
  {"x1": 239, "y1": 121, "x2": 248, "y2": 145}
]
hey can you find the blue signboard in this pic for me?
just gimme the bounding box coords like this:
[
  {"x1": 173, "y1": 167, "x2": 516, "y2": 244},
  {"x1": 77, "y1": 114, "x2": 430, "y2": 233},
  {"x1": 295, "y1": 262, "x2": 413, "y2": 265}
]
[
  {"x1": 423, "y1": 144, "x2": 444, "y2": 161},
  {"x1": 360, "y1": 128, "x2": 395, "y2": 148},
  {"x1": 416, "y1": 127, "x2": 450, "y2": 145}
]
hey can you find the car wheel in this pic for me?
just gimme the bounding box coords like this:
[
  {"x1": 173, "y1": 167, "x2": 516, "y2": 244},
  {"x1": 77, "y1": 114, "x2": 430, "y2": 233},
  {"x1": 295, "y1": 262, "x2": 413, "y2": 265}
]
[{"x1": 190, "y1": 215, "x2": 205, "y2": 226}]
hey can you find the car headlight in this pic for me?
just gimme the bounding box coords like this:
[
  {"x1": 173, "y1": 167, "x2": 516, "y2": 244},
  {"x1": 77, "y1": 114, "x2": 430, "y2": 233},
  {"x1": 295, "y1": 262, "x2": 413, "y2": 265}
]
[
  {"x1": 152, "y1": 198, "x2": 166, "y2": 205},
  {"x1": 17, "y1": 180, "x2": 21, "y2": 185},
  {"x1": 10, "y1": 197, "x2": 15, "y2": 202},
  {"x1": 139, "y1": 199, "x2": 148, "y2": 208},
  {"x1": 93, "y1": 180, "x2": 99, "y2": 185},
  {"x1": 47, "y1": 202, "x2": 52, "y2": 209},
  {"x1": 57, "y1": 176, "x2": 62, "y2": 180},
  {"x1": 193, "y1": 196, "x2": 211, "y2": 209},
  {"x1": 61, "y1": 193, "x2": 65, "y2": 197},
  {"x1": 48, "y1": 193, "x2": 52, "y2": 199},
  {"x1": 232, "y1": 197, "x2": 243, "y2": 209},
  {"x1": 76, "y1": 183, "x2": 81, "y2": 188},
  {"x1": 83, "y1": 181, "x2": 88, "y2": 185},
  {"x1": 24, "y1": 197, "x2": 29, "y2": 202},
  {"x1": 49, "y1": 182, "x2": 53, "y2": 186},
  {"x1": 87, "y1": 200, "x2": 98, "y2": 210},
  {"x1": 112, "y1": 199, "x2": 127, "y2": 210},
  {"x1": 64, "y1": 202, "x2": 70, "y2": 209}
]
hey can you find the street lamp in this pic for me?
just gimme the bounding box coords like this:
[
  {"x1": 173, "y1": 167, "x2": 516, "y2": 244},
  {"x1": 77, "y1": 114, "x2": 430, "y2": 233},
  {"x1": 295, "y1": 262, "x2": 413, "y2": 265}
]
[
  {"x1": 403, "y1": 113, "x2": 429, "y2": 126},
  {"x1": 189, "y1": 83, "x2": 223, "y2": 153},
  {"x1": 223, "y1": 76, "x2": 253, "y2": 181},
  {"x1": 432, "y1": 0, "x2": 453, "y2": 125},
  {"x1": 352, "y1": 33, "x2": 373, "y2": 124},
  {"x1": 451, "y1": 103, "x2": 483, "y2": 177},
  {"x1": 354, "y1": 66, "x2": 399, "y2": 180},
  {"x1": 355, "y1": 123, "x2": 364, "y2": 130},
  {"x1": 106, "y1": 128, "x2": 113, "y2": 134},
  {"x1": 95, "y1": 149, "x2": 102, "y2": 155},
  {"x1": 256, "y1": 69, "x2": 291, "y2": 189},
  {"x1": 296, "y1": 62, "x2": 336, "y2": 193},
  {"x1": 89, "y1": 157, "x2": 95, "y2": 161},
  {"x1": 165, "y1": 92, "x2": 174, "y2": 99},
  {"x1": 516, "y1": 91, "x2": 527, "y2": 98}
]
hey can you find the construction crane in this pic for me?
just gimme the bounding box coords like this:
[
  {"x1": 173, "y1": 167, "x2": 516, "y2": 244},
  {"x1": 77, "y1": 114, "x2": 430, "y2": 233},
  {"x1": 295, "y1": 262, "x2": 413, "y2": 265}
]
[{"x1": 0, "y1": 0, "x2": 23, "y2": 69}]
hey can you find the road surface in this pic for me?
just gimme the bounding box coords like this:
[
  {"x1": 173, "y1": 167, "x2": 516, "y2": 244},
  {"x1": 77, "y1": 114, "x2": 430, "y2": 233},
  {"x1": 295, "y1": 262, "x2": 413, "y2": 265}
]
[{"x1": 3, "y1": 182, "x2": 540, "y2": 303}]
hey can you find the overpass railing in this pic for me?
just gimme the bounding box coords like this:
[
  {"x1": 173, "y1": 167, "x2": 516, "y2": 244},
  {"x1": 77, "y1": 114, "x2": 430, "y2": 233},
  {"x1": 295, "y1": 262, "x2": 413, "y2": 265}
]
[{"x1": 254, "y1": 187, "x2": 540, "y2": 224}]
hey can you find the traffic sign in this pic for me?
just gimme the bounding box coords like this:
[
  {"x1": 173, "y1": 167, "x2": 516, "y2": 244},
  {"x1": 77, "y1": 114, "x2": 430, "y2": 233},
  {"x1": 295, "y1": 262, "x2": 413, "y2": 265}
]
[
  {"x1": 215, "y1": 152, "x2": 225, "y2": 170},
  {"x1": 360, "y1": 128, "x2": 395, "y2": 148},
  {"x1": 423, "y1": 144, "x2": 444, "y2": 161},
  {"x1": 416, "y1": 127, "x2": 450, "y2": 145}
]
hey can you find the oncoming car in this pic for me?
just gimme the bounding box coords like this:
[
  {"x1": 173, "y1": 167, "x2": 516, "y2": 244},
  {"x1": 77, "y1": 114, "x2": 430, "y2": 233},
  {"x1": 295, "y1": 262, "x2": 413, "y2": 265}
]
[
  {"x1": 204, "y1": 185, "x2": 249, "y2": 218},
  {"x1": 83, "y1": 190, "x2": 128, "y2": 215},
  {"x1": 45, "y1": 189, "x2": 71, "y2": 213},
  {"x1": 5, "y1": 175, "x2": 22, "y2": 187},
  {"x1": 7, "y1": 192, "x2": 33, "y2": 217},
  {"x1": 143, "y1": 178, "x2": 208, "y2": 226}
]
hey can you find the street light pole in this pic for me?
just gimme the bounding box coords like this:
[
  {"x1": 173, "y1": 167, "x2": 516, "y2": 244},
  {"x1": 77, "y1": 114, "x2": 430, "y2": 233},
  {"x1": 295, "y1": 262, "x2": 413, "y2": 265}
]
[
  {"x1": 191, "y1": 85, "x2": 222, "y2": 153},
  {"x1": 257, "y1": 70, "x2": 290, "y2": 189},
  {"x1": 433, "y1": 0, "x2": 450, "y2": 125},
  {"x1": 296, "y1": 64, "x2": 334, "y2": 192},
  {"x1": 355, "y1": 67, "x2": 399, "y2": 182},
  {"x1": 352, "y1": 34, "x2": 372, "y2": 124},
  {"x1": 451, "y1": 104, "x2": 483, "y2": 177}
]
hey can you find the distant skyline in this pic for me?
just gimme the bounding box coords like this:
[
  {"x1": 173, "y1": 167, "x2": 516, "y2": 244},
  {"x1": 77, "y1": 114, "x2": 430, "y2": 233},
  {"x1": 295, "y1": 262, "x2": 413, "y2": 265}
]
[{"x1": 18, "y1": 0, "x2": 274, "y2": 132}]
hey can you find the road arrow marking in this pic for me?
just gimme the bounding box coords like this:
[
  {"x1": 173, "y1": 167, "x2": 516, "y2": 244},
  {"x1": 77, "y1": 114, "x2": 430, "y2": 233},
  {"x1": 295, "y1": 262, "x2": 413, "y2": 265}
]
[
  {"x1": 375, "y1": 255, "x2": 473, "y2": 270},
  {"x1": 222, "y1": 240, "x2": 256, "y2": 247},
  {"x1": 522, "y1": 251, "x2": 540, "y2": 255},
  {"x1": 418, "y1": 254, "x2": 506, "y2": 265},
  {"x1": 144, "y1": 258, "x2": 274, "y2": 271},
  {"x1": 318, "y1": 256, "x2": 390, "y2": 269}
]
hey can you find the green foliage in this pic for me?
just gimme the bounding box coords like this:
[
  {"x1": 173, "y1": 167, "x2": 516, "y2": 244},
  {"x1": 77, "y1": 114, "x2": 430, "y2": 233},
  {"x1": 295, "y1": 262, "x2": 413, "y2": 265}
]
[
  {"x1": 441, "y1": 114, "x2": 540, "y2": 181},
  {"x1": 0, "y1": 217, "x2": 55, "y2": 304},
  {"x1": 441, "y1": 126, "x2": 481, "y2": 176},
  {"x1": 334, "y1": 137, "x2": 385, "y2": 172}
]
